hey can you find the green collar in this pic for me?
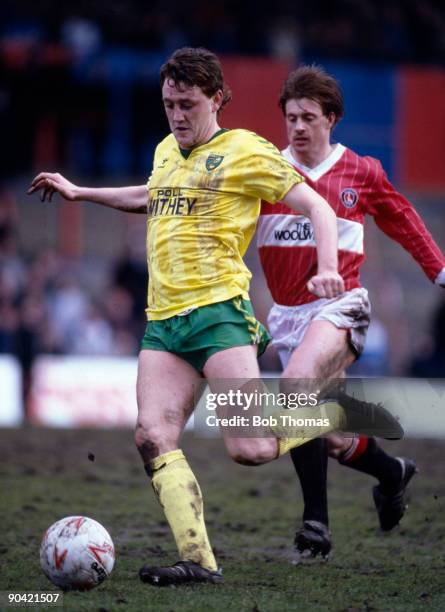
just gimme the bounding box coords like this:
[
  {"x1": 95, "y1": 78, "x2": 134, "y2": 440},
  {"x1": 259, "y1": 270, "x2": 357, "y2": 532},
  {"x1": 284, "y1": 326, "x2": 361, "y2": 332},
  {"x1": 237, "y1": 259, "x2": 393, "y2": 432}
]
[{"x1": 179, "y1": 128, "x2": 229, "y2": 159}]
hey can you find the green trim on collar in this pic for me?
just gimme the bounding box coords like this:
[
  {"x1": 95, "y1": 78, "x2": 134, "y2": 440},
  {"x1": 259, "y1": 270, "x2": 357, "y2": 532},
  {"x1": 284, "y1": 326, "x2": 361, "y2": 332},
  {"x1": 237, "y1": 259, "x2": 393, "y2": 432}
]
[{"x1": 179, "y1": 128, "x2": 229, "y2": 159}]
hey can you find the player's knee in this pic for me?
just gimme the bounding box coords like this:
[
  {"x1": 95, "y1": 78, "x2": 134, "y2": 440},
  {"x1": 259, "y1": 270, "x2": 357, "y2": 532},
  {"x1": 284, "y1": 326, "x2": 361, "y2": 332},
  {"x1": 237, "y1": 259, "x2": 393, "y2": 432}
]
[
  {"x1": 134, "y1": 422, "x2": 171, "y2": 460},
  {"x1": 228, "y1": 440, "x2": 277, "y2": 466}
]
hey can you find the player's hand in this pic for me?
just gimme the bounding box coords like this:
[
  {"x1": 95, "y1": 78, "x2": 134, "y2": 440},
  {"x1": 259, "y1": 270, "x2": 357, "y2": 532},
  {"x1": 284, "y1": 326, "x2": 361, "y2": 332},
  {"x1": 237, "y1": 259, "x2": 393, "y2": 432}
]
[
  {"x1": 27, "y1": 172, "x2": 79, "y2": 202},
  {"x1": 307, "y1": 271, "x2": 345, "y2": 299}
]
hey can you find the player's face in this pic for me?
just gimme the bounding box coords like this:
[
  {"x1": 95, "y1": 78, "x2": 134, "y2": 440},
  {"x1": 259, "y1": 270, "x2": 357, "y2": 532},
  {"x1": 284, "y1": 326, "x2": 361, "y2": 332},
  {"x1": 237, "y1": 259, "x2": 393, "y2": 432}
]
[
  {"x1": 285, "y1": 98, "x2": 335, "y2": 158},
  {"x1": 162, "y1": 79, "x2": 222, "y2": 149}
]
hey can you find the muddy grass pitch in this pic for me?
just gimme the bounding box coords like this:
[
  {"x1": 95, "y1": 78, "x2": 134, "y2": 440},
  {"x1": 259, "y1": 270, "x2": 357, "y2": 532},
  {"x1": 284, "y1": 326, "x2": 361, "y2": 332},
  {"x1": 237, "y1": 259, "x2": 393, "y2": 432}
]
[{"x1": 1, "y1": 428, "x2": 445, "y2": 611}]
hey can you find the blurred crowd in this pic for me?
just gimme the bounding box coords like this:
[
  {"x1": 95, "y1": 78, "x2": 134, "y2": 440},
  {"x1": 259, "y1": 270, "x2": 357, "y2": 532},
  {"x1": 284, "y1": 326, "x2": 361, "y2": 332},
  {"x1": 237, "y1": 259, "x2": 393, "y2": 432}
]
[
  {"x1": 1, "y1": 0, "x2": 444, "y2": 63},
  {"x1": 0, "y1": 187, "x2": 147, "y2": 391},
  {"x1": 409, "y1": 299, "x2": 445, "y2": 377}
]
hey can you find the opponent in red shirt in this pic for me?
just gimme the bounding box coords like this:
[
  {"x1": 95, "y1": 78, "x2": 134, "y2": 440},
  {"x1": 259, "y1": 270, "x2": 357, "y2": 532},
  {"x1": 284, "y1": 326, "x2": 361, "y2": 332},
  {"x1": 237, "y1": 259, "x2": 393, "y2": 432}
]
[{"x1": 258, "y1": 66, "x2": 445, "y2": 561}]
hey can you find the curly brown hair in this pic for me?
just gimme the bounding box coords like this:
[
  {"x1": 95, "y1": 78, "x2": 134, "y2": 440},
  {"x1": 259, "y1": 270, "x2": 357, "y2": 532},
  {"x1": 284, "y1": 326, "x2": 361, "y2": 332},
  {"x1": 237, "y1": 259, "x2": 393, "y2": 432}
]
[
  {"x1": 279, "y1": 65, "x2": 344, "y2": 126},
  {"x1": 160, "y1": 47, "x2": 232, "y2": 112}
]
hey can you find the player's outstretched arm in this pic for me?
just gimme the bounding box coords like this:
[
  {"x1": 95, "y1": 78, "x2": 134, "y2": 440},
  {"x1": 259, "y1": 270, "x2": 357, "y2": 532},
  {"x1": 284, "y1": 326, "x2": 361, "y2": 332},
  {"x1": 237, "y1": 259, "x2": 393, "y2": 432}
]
[
  {"x1": 282, "y1": 181, "x2": 344, "y2": 299},
  {"x1": 368, "y1": 163, "x2": 445, "y2": 287},
  {"x1": 27, "y1": 172, "x2": 147, "y2": 213}
]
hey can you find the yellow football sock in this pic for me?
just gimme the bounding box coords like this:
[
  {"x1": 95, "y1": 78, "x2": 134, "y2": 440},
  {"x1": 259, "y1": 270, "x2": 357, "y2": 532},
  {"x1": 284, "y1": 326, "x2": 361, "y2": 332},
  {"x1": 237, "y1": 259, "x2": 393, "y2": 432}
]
[
  {"x1": 273, "y1": 401, "x2": 347, "y2": 457},
  {"x1": 150, "y1": 449, "x2": 217, "y2": 571}
]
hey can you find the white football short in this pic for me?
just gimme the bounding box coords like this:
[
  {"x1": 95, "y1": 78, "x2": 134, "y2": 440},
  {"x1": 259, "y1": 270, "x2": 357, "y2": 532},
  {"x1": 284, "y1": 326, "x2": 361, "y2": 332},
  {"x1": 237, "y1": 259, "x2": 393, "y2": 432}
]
[{"x1": 267, "y1": 287, "x2": 371, "y2": 369}]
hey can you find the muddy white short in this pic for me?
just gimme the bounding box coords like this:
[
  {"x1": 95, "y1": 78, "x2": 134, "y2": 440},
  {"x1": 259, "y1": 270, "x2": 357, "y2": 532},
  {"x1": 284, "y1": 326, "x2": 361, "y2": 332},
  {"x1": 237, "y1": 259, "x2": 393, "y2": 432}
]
[{"x1": 267, "y1": 287, "x2": 371, "y2": 369}]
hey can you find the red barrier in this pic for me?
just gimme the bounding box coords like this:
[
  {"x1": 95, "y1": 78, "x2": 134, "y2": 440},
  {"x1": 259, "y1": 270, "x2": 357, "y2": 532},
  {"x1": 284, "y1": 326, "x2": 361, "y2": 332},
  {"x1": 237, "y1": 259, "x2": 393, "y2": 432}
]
[
  {"x1": 398, "y1": 68, "x2": 445, "y2": 191},
  {"x1": 220, "y1": 56, "x2": 291, "y2": 147}
]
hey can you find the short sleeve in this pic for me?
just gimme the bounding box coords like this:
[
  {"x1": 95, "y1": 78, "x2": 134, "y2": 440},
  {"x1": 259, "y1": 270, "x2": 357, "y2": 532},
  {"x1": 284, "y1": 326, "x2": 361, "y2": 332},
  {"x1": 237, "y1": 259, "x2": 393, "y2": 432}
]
[{"x1": 238, "y1": 132, "x2": 304, "y2": 203}]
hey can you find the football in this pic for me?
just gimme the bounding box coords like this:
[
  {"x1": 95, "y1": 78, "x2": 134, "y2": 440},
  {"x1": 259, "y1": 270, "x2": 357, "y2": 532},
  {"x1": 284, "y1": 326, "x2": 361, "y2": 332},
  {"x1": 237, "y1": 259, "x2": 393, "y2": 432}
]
[{"x1": 40, "y1": 516, "x2": 115, "y2": 591}]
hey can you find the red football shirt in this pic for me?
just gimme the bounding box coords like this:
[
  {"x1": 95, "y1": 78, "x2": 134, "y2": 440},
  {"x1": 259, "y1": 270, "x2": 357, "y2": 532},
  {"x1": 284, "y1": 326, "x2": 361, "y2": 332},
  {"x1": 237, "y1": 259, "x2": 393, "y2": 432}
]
[{"x1": 258, "y1": 144, "x2": 445, "y2": 306}]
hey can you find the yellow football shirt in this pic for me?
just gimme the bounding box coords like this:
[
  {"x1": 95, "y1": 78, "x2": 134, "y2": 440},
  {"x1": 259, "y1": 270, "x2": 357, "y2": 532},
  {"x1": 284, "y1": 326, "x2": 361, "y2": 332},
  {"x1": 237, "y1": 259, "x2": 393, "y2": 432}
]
[{"x1": 145, "y1": 128, "x2": 303, "y2": 320}]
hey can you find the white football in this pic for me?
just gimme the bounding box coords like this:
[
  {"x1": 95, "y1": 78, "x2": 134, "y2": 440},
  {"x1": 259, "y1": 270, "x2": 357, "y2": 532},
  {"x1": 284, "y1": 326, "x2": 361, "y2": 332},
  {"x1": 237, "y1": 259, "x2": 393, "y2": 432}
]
[{"x1": 40, "y1": 516, "x2": 115, "y2": 591}]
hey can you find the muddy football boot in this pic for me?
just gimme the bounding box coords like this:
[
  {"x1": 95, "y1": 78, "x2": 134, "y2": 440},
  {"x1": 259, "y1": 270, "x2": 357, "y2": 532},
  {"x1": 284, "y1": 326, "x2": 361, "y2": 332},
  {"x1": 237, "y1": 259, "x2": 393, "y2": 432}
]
[
  {"x1": 139, "y1": 560, "x2": 223, "y2": 586},
  {"x1": 373, "y1": 457, "x2": 418, "y2": 531},
  {"x1": 294, "y1": 520, "x2": 331, "y2": 564},
  {"x1": 333, "y1": 391, "x2": 404, "y2": 440}
]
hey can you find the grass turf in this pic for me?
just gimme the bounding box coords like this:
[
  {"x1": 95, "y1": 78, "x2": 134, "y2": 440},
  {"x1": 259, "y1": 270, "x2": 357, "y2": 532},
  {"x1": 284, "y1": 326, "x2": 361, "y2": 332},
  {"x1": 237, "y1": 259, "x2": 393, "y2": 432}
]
[{"x1": 1, "y1": 428, "x2": 445, "y2": 611}]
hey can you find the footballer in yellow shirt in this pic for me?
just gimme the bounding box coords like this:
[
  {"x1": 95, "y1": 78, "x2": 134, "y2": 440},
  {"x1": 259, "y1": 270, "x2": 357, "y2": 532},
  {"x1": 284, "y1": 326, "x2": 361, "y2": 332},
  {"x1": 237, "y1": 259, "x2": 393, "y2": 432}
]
[
  {"x1": 28, "y1": 46, "x2": 352, "y2": 588},
  {"x1": 146, "y1": 128, "x2": 303, "y2": 319}
]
